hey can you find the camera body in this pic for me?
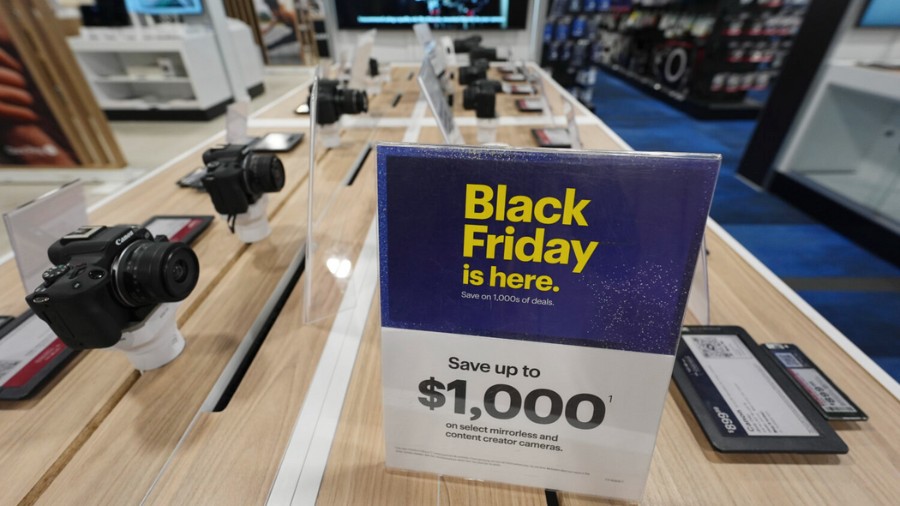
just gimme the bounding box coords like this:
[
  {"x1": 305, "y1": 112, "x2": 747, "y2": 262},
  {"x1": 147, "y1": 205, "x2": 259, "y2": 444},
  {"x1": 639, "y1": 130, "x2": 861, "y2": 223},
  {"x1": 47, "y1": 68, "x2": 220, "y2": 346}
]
[
  {"x1": 25, "y1": 225, "x2": 200, "y2": 349},
  {"x1": 463, "y1": 79, "x2": 501, "y2": 119},
  {"x1": 453, "y1": 35, "x2": 482, "y2": 53},
  {"x1": 459, "y1": 59, "x2": 490, "y2": 85},
  {"x1": 202, "y1": 144, "x2": 285, "y2": 216},
  {"x1": 470, "y1": 46, "x2": 503, "y2": 62},
  {"x1": 315, "y1": 79, "x2": 369, "y2": 126}
]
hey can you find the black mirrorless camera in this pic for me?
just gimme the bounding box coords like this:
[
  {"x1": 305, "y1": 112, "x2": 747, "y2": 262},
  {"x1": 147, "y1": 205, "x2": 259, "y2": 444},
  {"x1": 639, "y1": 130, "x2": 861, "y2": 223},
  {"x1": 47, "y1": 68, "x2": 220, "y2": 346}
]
[
  {"x1": 470, "y1": 46, "x2": 504, "y2": 62},
  {"x1": 463, "y1": 79, "x2": 501, "y2": 119},
  {"x1": 201, "y1": 144, "x2": 286, "y2": 216},
  {"x1": 459, "y1": 58, "x2": 490, "y2": 85},
  {"x1": 453, "y1": 35, "x2": 482, "y2": 53},
  {"x1": 25, "y1": 225, "x2": 200, "y2": 349},
  {"x1": 313, "y1": 79, "x2": 368, "y2": 126}
]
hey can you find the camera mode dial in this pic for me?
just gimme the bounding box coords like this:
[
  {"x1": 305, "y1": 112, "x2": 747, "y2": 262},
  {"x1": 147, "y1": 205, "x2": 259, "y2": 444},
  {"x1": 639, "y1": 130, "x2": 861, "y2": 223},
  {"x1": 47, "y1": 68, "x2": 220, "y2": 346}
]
[{"x1": 41, "y1": 264, "x2": 71, "y2": 287}]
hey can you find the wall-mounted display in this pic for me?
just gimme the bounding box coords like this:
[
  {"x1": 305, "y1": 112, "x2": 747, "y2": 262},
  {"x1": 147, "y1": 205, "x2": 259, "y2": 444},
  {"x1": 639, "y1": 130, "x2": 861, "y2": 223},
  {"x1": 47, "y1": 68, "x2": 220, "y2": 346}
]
[
  {"x1": 335, "y1": 0, "x2": 529, "y2": 30},
  {"x1": 125, "y1": 0, "x2": 205, "y2": 15},
  {"x1": 857, "y1": 0, "x2": 900, "y2": 28}
]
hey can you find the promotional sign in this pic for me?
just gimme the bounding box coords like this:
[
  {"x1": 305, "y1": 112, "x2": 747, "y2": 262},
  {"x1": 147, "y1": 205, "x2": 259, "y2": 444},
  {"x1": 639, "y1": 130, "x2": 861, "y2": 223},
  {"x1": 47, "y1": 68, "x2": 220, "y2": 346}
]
[
  {"x1": 418, "y1": 58, "x2": 463, "y2": 145},
  {"x1": 377, "y1": 144, "x2": 720, "y2": 500},
  {"x1": 0, "y1": 17, "x2": 78, "y2": 166}
]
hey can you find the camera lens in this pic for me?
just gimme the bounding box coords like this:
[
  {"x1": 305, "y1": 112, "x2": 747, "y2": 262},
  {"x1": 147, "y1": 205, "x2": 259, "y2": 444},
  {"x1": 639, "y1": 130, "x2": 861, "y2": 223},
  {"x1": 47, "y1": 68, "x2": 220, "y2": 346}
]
[
  {"x1": 339, "y1": 89, "x2": 368, "y2": 115},
  {"x1": 113, "y1": 240, "x2": 200, "y2": 307},
  {"x1": 245, "y1": 154, "x2": 285, "y2": 194}
]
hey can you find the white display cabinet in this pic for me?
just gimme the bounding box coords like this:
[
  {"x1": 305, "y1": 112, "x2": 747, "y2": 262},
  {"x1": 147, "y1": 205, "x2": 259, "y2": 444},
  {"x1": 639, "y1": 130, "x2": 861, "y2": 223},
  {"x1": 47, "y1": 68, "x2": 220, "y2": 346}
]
[
  {"x1": 69, "y1": 22, "x2": 264, "y2": 120},
  {"x1": 776, "y1": 63, "x2": 900, "y2": 231}
]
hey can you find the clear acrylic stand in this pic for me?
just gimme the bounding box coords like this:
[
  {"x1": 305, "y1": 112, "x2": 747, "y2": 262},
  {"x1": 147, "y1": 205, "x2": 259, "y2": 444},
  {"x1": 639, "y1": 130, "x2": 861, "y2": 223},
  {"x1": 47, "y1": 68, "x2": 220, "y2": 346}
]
[
  {"x1": 418, "y1": 55, "x2": 464, "y2": 145},
  {"x1": 225, "y1": 101, "x2": 251, "y2": 144},
  {"x1": 525, "y1": 65, "x2": 555, "y2": 124},
  {"x1": 303, "y1": 68, "x2": 379, "y2": 323},
  {"x1": 686, "y1": 234, "x2": 711, "y2": 325},
  {"x1": 3, "y1": 180, "x2": 88, "y2": 294},
  {"x1": 562, "y1": 100, "x2": 583, "y2": 150}
]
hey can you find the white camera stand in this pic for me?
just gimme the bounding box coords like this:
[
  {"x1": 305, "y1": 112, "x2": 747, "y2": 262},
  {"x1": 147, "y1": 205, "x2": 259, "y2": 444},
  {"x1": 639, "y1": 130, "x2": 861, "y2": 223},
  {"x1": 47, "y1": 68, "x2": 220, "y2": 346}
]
[
  {"x1": 477, "y1": 118, "x2": 498, "y2": 144},
  {"x1": 320, "y1": 123, "x2": 342, "y2": 148},
  {"x1": 231, "y1": 194, "x2": 271, "y2": 243},
  {"x1": 114, "y1": 302, "x2": 185, "y2": 371},
  {"x1": 365, "y1": 76, "x2": 383, "y2": 97}
]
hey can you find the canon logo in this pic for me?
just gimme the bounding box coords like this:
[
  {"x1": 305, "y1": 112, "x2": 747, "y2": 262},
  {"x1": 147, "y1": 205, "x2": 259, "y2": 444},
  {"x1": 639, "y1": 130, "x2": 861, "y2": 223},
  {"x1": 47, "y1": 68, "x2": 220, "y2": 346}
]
[{"x1": 115, "y1": 230, "x2": 134, "y2": 246}]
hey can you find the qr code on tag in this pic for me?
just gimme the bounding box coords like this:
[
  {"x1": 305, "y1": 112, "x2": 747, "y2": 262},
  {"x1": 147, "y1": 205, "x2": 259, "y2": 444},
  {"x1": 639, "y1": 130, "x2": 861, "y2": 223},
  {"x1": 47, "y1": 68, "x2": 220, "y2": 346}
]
[
  {"x1": 0, "y1": 360, "x2": 21, "y2": 382},
  {"x1": 693, "y1": 336, "x2": 735, "y2": 359},
  {"x1": 775, "y1": 351, "x2": 803, "y2": 368}
]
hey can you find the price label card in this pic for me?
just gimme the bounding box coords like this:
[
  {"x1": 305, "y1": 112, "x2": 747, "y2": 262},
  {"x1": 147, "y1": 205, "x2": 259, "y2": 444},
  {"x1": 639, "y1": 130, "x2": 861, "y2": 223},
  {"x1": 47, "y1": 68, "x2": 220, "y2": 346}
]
[
  {"x1": 516, "y1": 98, "x2": 544, "y2": 112},
  {"x1": 377, "y1": 144, "x2": 720, "y2": 501},
  {"x1": 761, "y1": 343, "x2": 867, "y2": 421},
  {"x1": 143, "y1": 215, "x2": 213, "y2": 245},
  {"x1": 0, "y1": 313, "x2": 75, "y2": 400},
  {"x1": 506, "y1": 84, "x2": 536, "y2": 95},
  {"x1": 532, "y1": 127, "x2": 572, "y2": 148},
  {"x1": 673, "y1": 326, "x2": 848, "y2": 453}
]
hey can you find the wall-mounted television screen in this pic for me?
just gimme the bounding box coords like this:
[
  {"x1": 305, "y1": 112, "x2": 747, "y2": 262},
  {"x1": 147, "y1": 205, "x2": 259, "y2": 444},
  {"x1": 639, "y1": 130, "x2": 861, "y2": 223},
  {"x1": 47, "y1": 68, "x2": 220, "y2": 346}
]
[
  {"x1": 125, "y1": 0, "x2": 204, "y2": 16},
  {"x1": 857, "y1": 0, "x2": 900, "y2": 28},
  {"x1": 336, "y1": 0, "x2": 529, "y2": 30}
]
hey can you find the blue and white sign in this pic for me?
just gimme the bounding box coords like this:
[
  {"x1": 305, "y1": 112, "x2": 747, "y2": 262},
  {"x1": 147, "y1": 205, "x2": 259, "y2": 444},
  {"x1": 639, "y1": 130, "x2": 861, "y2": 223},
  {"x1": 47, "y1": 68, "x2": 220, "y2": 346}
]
[{"x1": 377, "y1": 143, "x2": 719, "y2": 500}]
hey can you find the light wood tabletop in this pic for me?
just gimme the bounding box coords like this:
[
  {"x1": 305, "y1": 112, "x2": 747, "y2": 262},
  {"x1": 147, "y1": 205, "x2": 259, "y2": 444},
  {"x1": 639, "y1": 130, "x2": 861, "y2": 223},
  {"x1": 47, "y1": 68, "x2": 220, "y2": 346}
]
[{"x1": 0, "y1": 63, "x2": 896, "y2": 506}]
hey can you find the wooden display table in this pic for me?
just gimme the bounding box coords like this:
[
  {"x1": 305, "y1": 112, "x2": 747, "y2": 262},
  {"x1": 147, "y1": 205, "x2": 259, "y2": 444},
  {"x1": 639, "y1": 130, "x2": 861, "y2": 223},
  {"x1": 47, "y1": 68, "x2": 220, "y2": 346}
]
[{"x1": 0, "y1": 63, "x2": 896, "y2": 506}]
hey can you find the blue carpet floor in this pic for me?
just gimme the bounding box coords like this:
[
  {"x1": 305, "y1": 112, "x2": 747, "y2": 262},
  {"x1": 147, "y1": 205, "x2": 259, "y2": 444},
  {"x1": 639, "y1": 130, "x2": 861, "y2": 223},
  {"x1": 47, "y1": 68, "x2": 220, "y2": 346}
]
[{"x1": 591, "y1": 72, "x2": 900, "y2": 382}]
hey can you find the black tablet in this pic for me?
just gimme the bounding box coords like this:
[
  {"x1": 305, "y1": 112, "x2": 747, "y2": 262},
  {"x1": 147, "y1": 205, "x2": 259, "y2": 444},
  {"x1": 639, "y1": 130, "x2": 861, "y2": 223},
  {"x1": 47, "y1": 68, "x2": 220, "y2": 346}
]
[
  {"x1": 177, "y1": 167, "x2": 207, "y2": 190},
  {"x1": 673, "y1": 326, "x2": 848, "y2": 454}
]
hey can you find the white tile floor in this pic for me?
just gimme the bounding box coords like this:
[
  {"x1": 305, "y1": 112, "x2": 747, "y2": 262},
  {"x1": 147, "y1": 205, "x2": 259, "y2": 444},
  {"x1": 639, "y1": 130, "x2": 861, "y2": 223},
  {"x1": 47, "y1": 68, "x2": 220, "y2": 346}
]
[{"x1": 0, "y1": 69, "x2": 311, "y2": 260}]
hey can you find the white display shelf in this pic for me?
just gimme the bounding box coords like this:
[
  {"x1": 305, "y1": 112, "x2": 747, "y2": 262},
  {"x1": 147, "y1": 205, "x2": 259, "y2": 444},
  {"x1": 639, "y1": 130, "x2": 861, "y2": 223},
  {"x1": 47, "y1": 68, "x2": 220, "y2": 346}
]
[
  {"x1": 92, "y1": 76, "x2": 191, "y2": 84},
  {"x1": 777, "y1": 62, "x2": 900, "y2": 228},
  {"x1": 70, "y1": 41, "x2": 189, "y2": 52},
  {"x1": 827, "y1": 64, "x2": 900, "y2": 102},
  {"x1": 98, "y1": 99, "x2": 202, "y2": 110},
  {"x1": 68, "y1": 21, "x2": 264, "y2": 120}
]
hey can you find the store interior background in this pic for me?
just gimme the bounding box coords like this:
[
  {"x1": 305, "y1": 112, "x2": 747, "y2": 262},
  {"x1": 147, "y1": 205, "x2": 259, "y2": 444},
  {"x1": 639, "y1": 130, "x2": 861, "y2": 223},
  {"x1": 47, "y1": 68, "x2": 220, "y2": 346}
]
[{"x1": 1, "y1": 0, "x2": 897, "y2": 380}]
